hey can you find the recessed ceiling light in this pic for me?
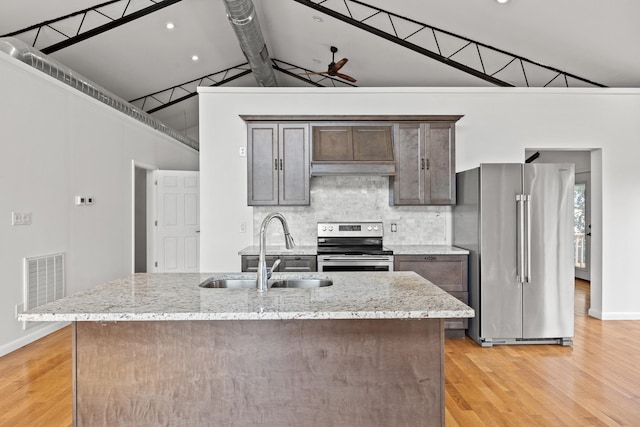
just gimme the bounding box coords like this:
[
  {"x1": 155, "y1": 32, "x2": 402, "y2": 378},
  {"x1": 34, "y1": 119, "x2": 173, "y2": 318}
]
[
  {"x1": 166, "y1": 22, "x2": 175, "y2": 30},
  {"x1": 312, "y1": 15, "x2": 323, "y2": 23},
  {"x1": 496, "y1": 0, "x2": 510, "y2": 3},
  {"x1": 191, "y1": 55, "x2": 199, "y2": 61}
]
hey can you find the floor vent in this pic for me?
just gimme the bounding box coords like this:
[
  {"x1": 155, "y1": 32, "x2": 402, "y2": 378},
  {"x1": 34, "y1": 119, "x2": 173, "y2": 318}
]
[{"x1": 23, "y1": 253, "x2": 65, "y2": 329}]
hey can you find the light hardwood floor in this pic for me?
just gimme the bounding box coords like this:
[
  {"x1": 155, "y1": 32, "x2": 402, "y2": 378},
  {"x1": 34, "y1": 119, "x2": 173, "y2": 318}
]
[{"x1": 1, "y1": 280, "x2": 638, "y2": 426}]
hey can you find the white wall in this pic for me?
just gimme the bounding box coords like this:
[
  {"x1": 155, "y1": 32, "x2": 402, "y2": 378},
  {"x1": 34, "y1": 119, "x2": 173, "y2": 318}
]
[
  {"x1": 199, "y1": 87, "x2": 640, "y2": 320},
  {"x1": 0, "y1": 55, "x2": 199, "y2": 356}
]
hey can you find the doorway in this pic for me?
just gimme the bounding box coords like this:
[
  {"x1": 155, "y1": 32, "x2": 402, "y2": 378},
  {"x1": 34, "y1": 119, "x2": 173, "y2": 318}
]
[
  {"x1": 132, "y1": 161, "x2": 157, "y2": 274},
  {"x1": 574, "y1": 173, "x2": 590, "y2": 281}
]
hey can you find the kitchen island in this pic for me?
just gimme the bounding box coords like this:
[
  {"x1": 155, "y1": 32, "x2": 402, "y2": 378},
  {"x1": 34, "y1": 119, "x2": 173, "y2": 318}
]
[{"x1": 20, "y1": 271, "x2": 473, "y2": 426}]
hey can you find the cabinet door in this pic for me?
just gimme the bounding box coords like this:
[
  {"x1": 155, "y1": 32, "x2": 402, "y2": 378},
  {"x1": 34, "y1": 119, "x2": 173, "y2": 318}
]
[
  {"x1": 425, "y1": 122, "x2": 456, "y2": 205},
  {"x1": 352, "y1": 126, "x2": 394, "y2": 161},
  {"x1": 312, "y1": 126, "x2": 353, "y2": 161},
  {"x1": 247, "y1": 124, "x2": 278, "y2": 205},
  {"x1": 391, "y1": 122, "x2": 425, "y2": 205},
  {"x1": 279, "y1": 124, "x2": 310, "y2": 205}
]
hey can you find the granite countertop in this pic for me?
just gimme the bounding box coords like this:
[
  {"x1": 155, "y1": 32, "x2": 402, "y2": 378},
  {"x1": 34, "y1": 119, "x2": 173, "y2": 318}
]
[
  {"x1": 19, "y1": 272, "x2": 474, "y2": 322},
  {"x1": 238, "y1": 245, "x2": 468, "y2": 256}
]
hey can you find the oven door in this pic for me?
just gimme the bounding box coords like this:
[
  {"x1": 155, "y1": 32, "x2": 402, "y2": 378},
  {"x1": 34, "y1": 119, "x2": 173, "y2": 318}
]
[{"x1": 317, "y1": 255, "x2": 394, "y2": 272}]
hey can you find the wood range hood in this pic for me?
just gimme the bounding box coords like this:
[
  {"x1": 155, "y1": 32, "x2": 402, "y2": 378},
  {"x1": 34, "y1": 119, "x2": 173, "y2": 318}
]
[{"x1": 240, "y1": 115, "x2": 463, "y2": 177}]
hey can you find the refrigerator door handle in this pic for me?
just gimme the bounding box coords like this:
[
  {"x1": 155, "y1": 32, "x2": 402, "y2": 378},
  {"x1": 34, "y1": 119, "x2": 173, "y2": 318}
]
[
  {"x1": 516, "y1": 194, "x2": 525, "y2": 283},
  {"x1": 525, "y1": 194, "x2": 532, "y2": 283}
]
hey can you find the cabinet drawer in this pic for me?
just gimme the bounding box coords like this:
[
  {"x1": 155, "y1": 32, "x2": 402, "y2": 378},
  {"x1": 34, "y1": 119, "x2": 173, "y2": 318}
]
[
  {"x1": 241, "y1": 255, "x2": 317, "y2": 272},
  {"x1": 394, "y1": 255, "x2": 468, "y2": 292},
  {"x1": 281, "y1": 256, "x2": 317, "y2": 272}
]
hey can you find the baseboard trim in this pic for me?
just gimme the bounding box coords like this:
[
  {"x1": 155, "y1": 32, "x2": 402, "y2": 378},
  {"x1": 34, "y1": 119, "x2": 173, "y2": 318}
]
[
  {"x1": 588, "y1": 308, "x2": 640, "y2": 320},
  {"x1": 0, "y1": 322, "x2": 70, "y2": 358}
]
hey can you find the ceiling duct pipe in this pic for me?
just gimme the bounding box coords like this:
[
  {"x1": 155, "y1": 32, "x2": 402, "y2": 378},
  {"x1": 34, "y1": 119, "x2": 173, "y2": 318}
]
[
  {"x1": 223, "y1": 0, "x2": 277, "y2": 87},
  {"x1": 0, "y1": 37, "x2": 198, "y2": 151}
]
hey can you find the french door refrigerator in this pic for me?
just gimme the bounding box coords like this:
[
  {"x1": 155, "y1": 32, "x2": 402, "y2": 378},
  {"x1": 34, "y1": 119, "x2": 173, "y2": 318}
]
[{"x1": 454, "y1": 163, "x2": 574, "y2": 347}]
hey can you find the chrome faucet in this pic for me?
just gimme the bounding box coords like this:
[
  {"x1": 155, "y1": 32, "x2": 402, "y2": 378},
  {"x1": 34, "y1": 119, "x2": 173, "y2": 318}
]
[{"x1": 257, "y1": 213, "x2": 295, "y2": 292}]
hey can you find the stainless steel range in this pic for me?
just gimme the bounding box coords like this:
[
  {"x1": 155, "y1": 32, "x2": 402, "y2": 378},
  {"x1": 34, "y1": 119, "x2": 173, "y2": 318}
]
[{"x1": 317, "y1": 222, "x2": 394, "y2": 272}]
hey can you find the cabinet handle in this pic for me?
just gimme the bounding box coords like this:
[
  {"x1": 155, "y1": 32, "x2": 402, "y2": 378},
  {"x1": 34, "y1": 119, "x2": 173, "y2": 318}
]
[
  {"x1": 280, "y1": 159, "x2": 283, "y2": 170},
  {"x1": 425, "y1": 158, "x2": 430, "y2": 170},
  {"x1": 425, "y1": 256, "x2": 436, "y2": 261},
  {"x1": 421, "y1": 158, "x2": 425, "y2": 170},
  {"x1": 274, "y1": 159, "x2": 278, "y2": 170}
]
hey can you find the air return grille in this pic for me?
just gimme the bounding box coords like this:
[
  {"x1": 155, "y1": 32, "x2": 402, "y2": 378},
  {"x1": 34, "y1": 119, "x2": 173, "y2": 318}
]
[{"x1": 23, "y1": 253, "x2": 65, "y2": 328}]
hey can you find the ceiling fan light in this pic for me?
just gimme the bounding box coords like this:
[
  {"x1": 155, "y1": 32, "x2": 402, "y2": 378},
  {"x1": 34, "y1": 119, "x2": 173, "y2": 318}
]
[{"x1": 166, "y1": 22, "x2": 175, "y2": 30}]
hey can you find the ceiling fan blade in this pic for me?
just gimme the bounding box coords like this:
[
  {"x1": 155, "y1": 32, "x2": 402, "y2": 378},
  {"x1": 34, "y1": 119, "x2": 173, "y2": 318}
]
[
  {"x1": 336, "y1": 72, "x2": 357, "y2": 83},
  {"x1": 330, "y1": 58, "x2": 348, "y2": 73}
]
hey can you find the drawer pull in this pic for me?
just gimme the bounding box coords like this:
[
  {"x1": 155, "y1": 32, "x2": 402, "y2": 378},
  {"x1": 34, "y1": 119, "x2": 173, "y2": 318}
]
[{"x1": 424, "y1": 256, "x2": 437, "y2": 261}]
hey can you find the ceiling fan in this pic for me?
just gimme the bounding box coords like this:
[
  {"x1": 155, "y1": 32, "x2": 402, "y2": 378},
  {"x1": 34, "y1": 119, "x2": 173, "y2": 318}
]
[{"x1": 305, "y1": 46, "x2": 357, "y2": 83}]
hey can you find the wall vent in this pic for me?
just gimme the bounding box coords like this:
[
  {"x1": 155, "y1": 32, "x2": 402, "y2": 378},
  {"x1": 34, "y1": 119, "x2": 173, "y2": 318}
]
[{"x1": 23, "y1": 253, "x2": 65, "y2": 329}]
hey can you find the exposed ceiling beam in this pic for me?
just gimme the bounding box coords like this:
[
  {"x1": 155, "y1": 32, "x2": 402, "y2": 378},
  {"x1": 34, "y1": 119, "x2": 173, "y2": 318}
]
[
  {"x1": 130, "y1": 58, "x2": 357, "y2": 114},
  {"x1": 292, "y1": 0, "x2": 605, "y2": 88},
  {"x1": 271, "y1": 58, "x2": 358, "y2": 87},
  {"x1": 2, "y1": 0, "x2": 183, "y2": 55},
  {"x1": 130, "y1": 63, "x2": 253, "y2": 114}
]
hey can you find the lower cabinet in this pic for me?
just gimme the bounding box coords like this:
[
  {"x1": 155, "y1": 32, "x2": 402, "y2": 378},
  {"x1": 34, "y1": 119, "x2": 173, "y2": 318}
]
[
  {"x1": 241, "y1": 255, "x2": 317, "y2": 273},
  {"x1": 394, "y1": 254, "x2": 469, "y2": 337}
]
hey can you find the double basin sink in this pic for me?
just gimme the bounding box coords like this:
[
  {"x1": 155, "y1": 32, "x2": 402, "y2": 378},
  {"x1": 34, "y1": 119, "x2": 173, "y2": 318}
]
[{"x1": 200, "y1": 277, "x2": 332, "y2": 289}]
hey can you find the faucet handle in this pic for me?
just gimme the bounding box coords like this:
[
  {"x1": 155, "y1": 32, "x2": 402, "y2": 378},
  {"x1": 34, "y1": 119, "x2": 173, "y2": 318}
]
[{"x1": 267, "y1": 258, "x2": 282, "y2": 279}]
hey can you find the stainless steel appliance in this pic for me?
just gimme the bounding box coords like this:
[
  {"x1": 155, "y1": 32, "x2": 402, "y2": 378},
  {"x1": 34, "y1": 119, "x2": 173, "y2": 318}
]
[
  {"x1": 453, "y1": 163, "x2": 574, "y2": 347},
  {"x1": 317, "y1": 222, "x2": 394, "y2": 272}
]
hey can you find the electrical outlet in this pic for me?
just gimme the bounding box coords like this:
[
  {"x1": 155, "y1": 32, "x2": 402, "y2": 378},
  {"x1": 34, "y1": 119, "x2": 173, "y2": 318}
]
[
  {"x1": 239, "y1": 146, "x2": 246, "y2": 157},
  {"x1": 75, "y1": 196, "x2": 85, "y2": 205},
  {"x1": 86, "y1": 196, "x2": 94, "y2": 205},
  {"x1": 240, "y1": 222, "x2": 247, "y2": 233},
  {"x1": 11, "y1": 212, "x2": 32, "y2": 226},
  {"x1": 391, "y1": 223, "x2": 397, "y2": 232}
]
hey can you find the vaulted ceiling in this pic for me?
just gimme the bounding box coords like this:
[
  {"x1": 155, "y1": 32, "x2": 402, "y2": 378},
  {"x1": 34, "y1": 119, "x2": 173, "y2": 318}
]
[{"x1": 1, "y1": 0, "x2": 638, "y2": 140}]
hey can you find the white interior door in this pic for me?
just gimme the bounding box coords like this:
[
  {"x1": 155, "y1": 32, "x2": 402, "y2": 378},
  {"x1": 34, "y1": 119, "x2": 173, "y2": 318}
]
[
  {"x1": 574, "y1": 172, "x2": 591, "y2": 281},
  {"x1": 152, "y1": 170, "x2": 200, "y2": 272}
]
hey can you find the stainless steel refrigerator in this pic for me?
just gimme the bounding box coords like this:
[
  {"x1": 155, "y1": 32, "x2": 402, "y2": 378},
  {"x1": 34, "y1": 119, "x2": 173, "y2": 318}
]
[{"x1": 453, "y1": 163, "x2": 574, "y2": 347}]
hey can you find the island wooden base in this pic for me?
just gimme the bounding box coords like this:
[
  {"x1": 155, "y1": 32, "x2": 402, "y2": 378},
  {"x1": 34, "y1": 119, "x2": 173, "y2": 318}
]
[{"x1": 73, "y1": 319, "x2": 444, "y2": 426}]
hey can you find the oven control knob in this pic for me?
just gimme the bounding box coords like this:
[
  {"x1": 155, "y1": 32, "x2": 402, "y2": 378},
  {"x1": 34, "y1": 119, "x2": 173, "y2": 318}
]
[
  {"x1": 328, "y1": 226, "x2": 334, "y2": 231},
  {"x1": 374, "y1": 225, "x2": 379, "y2": 231},
  {"x1": 367, "y1": 226, "x2": 372, "y2": 231},
  {"x1": 321, "y1": 226, "x2": 327, "y2": 231}
]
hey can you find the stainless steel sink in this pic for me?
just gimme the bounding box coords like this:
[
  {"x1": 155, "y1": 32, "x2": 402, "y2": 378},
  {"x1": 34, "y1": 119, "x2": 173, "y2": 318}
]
[
  {"x1": 270, "y1": 279, "x2": 333, "y2": 289},
  {"x1": 199, "y1": 278, "x2": 256, "y2": 289}
]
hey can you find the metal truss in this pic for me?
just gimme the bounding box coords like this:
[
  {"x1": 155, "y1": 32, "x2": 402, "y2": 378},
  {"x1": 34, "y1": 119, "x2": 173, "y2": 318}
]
[
  {"x1": 131, "y1": 59, "x2": 356, "y2": 114},
  {"x1": 271, "y1": 58, "x2": 358, "y2": 87},
  {"x1": 2, "y1": 0, "x2": 183, "y2": 55},
  {"x1": 292, "y1": 0, "x2": 605, "y2": 88},
  {"x1": 129, "y1": 63, "x2": 252, "y2": 113}
]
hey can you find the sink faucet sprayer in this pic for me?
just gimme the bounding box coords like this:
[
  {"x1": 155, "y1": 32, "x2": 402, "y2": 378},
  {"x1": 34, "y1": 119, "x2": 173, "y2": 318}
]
[{"x1": 257, "y1": 213, "x2": 295, "y2": 292}]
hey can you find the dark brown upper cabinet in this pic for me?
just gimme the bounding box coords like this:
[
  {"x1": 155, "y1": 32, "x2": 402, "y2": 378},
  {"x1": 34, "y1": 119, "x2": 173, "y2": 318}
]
[
  {"x1": 247, "y1": 123, "x2": 310, "y2": 206},
  {"x1": 390, "y1": 119, "x2": 459, "y2": 205},
  {"x1": 311, "y1": 124, "x2": 395, "y2": 175}
]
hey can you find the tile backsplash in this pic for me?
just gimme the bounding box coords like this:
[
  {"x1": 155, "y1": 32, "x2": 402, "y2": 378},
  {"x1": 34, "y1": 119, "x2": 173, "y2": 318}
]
[{"x1": 253, "y1": 176, "x2": 451, "y2": 246}]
